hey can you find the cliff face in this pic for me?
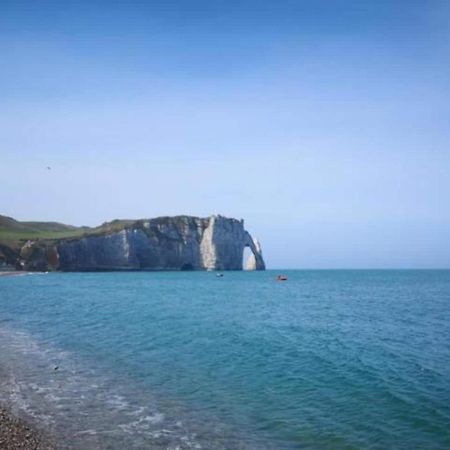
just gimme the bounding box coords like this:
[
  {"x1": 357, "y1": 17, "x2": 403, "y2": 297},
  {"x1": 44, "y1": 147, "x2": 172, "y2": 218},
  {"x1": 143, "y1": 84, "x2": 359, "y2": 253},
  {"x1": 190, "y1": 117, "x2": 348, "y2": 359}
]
[
  {"x1": 200, "y1": 216, "x2": 265, "y2": 271},
  {"x1": 17, "y1": 215, "x2": 265, "y2": 271}
]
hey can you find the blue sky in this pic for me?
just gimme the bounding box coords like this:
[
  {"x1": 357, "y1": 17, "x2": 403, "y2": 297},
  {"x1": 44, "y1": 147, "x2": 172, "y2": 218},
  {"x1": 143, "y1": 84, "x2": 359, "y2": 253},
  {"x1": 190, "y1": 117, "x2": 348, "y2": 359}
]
[{"x1": 1, "y1": 0, "x2": 449, "y2": 268}]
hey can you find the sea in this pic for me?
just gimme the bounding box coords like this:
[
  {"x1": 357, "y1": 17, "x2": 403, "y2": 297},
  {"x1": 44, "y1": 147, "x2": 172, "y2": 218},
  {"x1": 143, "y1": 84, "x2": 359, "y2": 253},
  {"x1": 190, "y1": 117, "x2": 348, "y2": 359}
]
[{"x1": 0, "y1": 270, "x2": 449, "y2": 449}]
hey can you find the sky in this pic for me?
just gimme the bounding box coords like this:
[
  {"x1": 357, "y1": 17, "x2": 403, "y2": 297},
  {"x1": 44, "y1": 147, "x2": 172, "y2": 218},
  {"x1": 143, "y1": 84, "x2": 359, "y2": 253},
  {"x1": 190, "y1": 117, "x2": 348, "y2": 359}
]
[{"x1": 1, "y1": 0, "x2": 449, "y2": 268}]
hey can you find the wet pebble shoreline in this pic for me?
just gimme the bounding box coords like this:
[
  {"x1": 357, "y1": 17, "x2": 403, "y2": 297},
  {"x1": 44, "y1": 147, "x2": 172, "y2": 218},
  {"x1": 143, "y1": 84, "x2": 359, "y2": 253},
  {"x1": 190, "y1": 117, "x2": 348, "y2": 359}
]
[{"x1": 0, "y1": 406, "x2": 55, "y2": 450}]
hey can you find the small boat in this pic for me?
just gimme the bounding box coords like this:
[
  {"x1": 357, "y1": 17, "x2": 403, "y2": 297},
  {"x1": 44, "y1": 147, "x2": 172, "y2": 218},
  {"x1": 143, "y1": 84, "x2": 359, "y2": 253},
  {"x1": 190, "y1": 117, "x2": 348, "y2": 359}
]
[
  {"x1": 276, "y1": 275, "x2": 288, "y2": 281},
  {"x1": 216, "y1": 273, "x2": 224, "y2": 277}
]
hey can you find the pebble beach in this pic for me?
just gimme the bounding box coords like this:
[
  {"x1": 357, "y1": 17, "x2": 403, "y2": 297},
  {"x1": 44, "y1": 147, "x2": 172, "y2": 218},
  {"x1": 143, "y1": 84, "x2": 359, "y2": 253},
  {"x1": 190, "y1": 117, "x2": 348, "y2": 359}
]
[{"x1": 0, "y1": 406, "x2": 55, "y2": 450}]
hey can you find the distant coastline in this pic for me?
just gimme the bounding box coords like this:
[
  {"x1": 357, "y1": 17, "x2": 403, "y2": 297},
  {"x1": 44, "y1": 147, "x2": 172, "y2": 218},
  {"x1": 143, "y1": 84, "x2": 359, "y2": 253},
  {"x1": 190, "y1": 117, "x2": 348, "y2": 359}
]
[{"x1": 0, "y1": 214, "x2": 265, "y2": 273}]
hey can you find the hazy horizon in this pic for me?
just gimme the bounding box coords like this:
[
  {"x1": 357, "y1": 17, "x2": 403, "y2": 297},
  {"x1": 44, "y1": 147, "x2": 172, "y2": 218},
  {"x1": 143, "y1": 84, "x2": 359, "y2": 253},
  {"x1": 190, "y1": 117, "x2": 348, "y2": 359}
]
[{"x1": 1, "y1": 0, "x2": 449, "y2": 269}]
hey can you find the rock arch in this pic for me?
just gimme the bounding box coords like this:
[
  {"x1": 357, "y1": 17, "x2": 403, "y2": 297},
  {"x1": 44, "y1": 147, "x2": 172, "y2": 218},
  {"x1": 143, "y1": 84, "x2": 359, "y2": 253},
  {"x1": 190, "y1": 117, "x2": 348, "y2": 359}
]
[
  {"x1": 243, "y1": 233, "x2": 265, "y2": 271},
  {"x1": 47, "y1": 214, "x2": 265, "y2": 272},
  {"x1": 200, "y1": 215, "x2": 265, "y2": 271}
]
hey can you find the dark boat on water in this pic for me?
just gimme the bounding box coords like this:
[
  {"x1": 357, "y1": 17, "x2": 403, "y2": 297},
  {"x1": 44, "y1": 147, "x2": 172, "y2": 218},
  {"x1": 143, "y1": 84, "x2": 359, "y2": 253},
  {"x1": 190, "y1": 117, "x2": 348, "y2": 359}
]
[{"x1": 276, "y1": 275, "x2": 288, "y2": 281}]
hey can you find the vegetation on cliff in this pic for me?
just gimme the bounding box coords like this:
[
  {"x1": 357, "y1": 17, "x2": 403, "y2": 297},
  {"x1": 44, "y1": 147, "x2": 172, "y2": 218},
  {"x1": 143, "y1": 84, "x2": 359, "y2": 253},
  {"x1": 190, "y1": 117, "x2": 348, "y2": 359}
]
[
  {"x1": 0, "y1": 214, "x2": 211, "y2": 269},
  {"x1": 0, "y1": 214, "x2": 265, "y2": 272}
]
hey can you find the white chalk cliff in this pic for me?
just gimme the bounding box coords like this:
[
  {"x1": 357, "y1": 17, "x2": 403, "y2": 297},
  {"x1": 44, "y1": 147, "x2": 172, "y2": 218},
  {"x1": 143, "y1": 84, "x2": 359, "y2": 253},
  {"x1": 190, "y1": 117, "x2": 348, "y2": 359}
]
[{"x1": 47, "y1": 215, "x2": 266, "y2": 271}]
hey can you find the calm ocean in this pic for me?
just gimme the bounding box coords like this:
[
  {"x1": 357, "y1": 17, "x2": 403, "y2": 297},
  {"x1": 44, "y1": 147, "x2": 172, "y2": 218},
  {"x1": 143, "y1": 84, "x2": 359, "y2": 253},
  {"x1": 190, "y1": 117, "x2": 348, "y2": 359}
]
[{"x1": 0, "y1": 270, "x2": 449, "y2": 449}]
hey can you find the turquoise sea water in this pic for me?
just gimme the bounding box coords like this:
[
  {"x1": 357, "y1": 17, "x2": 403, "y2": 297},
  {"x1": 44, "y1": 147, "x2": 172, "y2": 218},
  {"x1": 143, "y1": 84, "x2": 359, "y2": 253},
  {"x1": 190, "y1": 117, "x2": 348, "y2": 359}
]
[{"x1": 0, "y1": 270, "x2": 450, "y2": 449}]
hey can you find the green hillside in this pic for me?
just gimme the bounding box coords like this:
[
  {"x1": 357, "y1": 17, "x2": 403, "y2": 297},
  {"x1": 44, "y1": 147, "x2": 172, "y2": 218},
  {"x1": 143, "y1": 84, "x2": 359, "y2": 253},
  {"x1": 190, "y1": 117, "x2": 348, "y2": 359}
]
[
  {"x1": 0, "y1": 215, "x2": 88, "y2": 248},
  {"x1": 0, "y1": 214, "x2": 140, "y2": 250}
]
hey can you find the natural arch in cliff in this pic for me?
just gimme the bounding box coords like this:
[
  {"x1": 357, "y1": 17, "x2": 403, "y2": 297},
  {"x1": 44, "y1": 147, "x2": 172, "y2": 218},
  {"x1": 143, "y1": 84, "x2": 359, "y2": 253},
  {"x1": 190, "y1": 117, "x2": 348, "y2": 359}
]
[
  {"x1": 243, "y1": 233, "x2": 265, "y2": 271},
  {"x1": 242, "y1": 246, "x2": 253, "y2": 270},
  {"x1": 198, "y1": 215, "x2": 266, "y2": 271}
]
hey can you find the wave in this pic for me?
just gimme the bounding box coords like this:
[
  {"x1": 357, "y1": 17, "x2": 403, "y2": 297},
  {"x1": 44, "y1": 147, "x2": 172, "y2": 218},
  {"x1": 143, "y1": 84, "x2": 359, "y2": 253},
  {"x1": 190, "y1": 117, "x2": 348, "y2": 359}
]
[{"x1": 0, "y1": 324, "x2": 262, "y2": 449}]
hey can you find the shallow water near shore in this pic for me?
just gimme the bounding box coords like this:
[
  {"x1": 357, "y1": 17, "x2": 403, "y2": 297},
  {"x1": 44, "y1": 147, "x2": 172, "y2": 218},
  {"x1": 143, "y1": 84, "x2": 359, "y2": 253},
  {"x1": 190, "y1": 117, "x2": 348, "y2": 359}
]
[{"x1": 1, "y1": 270, "x2": 450, "y2": 449}]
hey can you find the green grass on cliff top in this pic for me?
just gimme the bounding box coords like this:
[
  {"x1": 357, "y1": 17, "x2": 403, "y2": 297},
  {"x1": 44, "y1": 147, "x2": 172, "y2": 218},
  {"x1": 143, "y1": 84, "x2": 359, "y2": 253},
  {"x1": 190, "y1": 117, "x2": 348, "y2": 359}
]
[
  {"x1": 0, "y1": 228, "x2": 87, "y2": 241},
  {"x1": 0, "y1": 215, "x2": 79, "y2": 247},
  {"x1": 0, "y1": 214, "x2": 139, "y2": 249},
  {"x1": 0, "y1": 214, "x2": 205, "y2": 250}
]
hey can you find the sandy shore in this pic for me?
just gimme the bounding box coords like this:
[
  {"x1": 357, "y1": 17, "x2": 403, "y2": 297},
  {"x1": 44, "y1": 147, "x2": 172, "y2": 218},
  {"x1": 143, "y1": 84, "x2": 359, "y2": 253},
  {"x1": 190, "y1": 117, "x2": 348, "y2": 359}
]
[{"x1": 0, "y1": 406, "x2": 55, "y2": 449}]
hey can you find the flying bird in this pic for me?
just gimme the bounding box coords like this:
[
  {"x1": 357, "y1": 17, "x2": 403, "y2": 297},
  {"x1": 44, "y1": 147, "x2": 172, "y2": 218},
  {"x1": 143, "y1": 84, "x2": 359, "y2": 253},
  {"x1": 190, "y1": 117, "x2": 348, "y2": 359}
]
[{"x1": 46, "y1": 166, "x2": 51, "y2": 170}]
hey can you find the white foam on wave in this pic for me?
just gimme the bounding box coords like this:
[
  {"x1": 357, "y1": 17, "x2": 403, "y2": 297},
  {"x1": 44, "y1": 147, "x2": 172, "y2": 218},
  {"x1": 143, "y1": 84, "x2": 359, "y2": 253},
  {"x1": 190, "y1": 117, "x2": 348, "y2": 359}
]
[
  {"x1": 118, "y1": 412, "x2": 166, "y2": 433},
  {"x1": 107, "y1": 393, "x2": 131, "y2": 410}
]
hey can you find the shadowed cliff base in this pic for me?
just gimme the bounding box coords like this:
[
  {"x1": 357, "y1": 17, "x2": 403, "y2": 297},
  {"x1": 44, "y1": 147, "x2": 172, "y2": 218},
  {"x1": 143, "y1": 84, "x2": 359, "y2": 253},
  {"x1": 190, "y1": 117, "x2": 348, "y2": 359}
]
[{"x1": 0, "y1": 214, "x2": 265, "y2": 272}]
